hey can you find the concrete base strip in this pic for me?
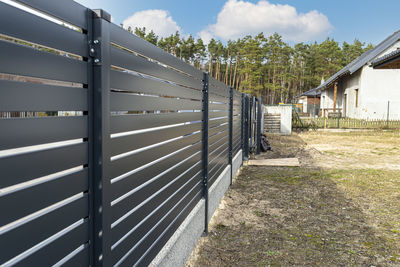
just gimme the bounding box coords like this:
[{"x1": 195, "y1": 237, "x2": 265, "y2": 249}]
[{"x1": 232, "y1": 150, "x2": 242, "y2": 177}]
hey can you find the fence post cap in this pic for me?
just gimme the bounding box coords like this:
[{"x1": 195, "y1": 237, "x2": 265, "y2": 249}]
[{"x1": 92, "y1": 9, "x2": 111, "y2": 22}]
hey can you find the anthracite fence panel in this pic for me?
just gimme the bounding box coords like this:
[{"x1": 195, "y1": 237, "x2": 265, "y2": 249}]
[
  {"x1": 0, "y1": 0, "x2": 90, "y2": 266},
  {"x1": 108, "y1": 17, "x2": 204, "y2": 266},
  {"x1": 208, "y1": 76, "x2": 230, "y2": 187},
  {"x1": 233, "y1": 90, "x2": 243, "y2": 155},
  {"x1": 0, "y1": 0, "x2": 259, "y2": 266}
]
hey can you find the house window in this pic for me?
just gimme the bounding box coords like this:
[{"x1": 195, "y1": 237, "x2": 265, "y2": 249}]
[{"x1": 355, "y1": 89, "x2": 358, "y2": 108}]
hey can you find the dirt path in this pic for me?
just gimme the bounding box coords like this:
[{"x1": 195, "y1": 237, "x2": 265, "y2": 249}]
[{"x1": 186, "y1": 131, "x2": 400, "y2": 266}]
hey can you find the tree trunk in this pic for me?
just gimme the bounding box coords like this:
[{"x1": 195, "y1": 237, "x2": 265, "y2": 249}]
[
  {"x1": 229, "y1": 58, "x2": 233, "y2": 87},
  {"x1": 232, "y1": 56, "x2": 238, "y2": 88},
  {"x1": 208, "y1": 55, "x2": 213, "y2": 75}
]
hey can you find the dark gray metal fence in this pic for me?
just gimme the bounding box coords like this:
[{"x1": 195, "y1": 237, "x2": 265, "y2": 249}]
[{"x1": 0, "y1": 1, "x2": 260, "y2": 266}]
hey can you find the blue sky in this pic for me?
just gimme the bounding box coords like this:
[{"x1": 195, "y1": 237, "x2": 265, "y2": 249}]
[{"x1": 75, "y1": 0, "x2": 400, "y2": 46}]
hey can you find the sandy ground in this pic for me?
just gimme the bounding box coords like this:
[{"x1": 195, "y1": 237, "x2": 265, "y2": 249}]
[{"x1": 186, "y1": 130, "x2": 400, "y2": 266}]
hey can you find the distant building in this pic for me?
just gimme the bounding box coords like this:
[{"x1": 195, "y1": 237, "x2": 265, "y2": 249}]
[
  {"x1": 296, "y1": 88, "x2": 321, "y2": 116},
  {"x1": 317, "y1": 30, "x2": 400, "y2": 119}
]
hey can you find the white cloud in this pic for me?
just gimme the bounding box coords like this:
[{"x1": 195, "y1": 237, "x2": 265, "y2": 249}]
[
  {"x1": 122, "y1": 9, "x2": 181, "y2": 38},
  {"x1": 199, "y1": 0, "x2": 332, "y2": 43},
  {"x1": 198, "y1": 29, "x2": 214, "y2": 45}
]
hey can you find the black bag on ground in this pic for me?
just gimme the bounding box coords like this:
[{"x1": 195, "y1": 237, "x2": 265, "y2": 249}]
[{"x1": 261, "y1": 134, "x2": 271, "y2": 152}]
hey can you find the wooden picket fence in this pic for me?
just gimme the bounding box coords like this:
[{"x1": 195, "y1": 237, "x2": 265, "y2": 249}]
[{"x1": 294, "y1": 117, "x2": 400, "y2": 129}]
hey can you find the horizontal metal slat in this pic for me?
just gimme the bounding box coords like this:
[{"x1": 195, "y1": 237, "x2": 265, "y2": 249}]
[
  {"x1": 110, "y1": 92, "x2": 201, "y2": 111},
  {"x1": 130, "y1": 189, "x2": 202, "y2": 266},
  {"x1": 209, "y1": 93, "x2": 229, "y2": 103},
  {"x1": 110, "y1": 70, "x2": 202, "y2": 100},
  {"x1": 110, "y1": 46, "x2": 202, "y2": 89},
  {"x1": 233, "y1": 127, "x2": 241, "y2": 136},
  {"x1": 209, "y1": 95, "x2": 229, "y2": 103},
  {"x1": 208, "y1": 124, "x2": 228, "y2": 137},
  {"x1": 61, "y1": 245, "x2": 89, "y2": 267},
  {"x1": 0, "y1": 116, "x2": 88, "y2": 150},
  {"x1": 0, "y1": 40, "x2": 87, "y2": 84},
  {"x1": 209, "y1": 152, "x2": 229, "y2": 179},
  {"x1": 209, "y1": 157, "x2": 229, "y2": 186},
  {"x1": 208, "y1": 130, "x2": 228, "y2": 145},
  {"x1": 15, "y1": 0, "x2": 88, "y2": 29},
  {"x1": 209, "y1": 89, "x2": 229, "y2": 100},
  {"x1": 109, "y1": 132, "x2": 201, "y2": 179},
  {"x1": 209, "y1": 133, "x2": 228, "y2": 150},
  {"x1": 233, "y1": 135, "x2": 241, "y2": 145},
  {"x1": 111, "y1": 166, "x2": 201, "y2": 245},
  {"x1": 111, "y1": 143, "x2": 201, "y2": 201},
  {"x1": 209, "y1": 146, "x2": 228, "y2": 168},
  {"x1": 110, "y1": 122, "x2": 201, "y2": 156},
  {"x1": 233, "y1": 103, "x2": 241, "y2": 109},
  {"x1": 110, "y1": 23, "x2": 203, "y2": 80},
  {"x1": 209, "y1": 77, "x2": 230, "y2": 92},
  {"x1": 0, "y1": 194, "x2": 88, "y2": 264},
  {"x1": 209, "y1": 84, "x2": 229, "y2": 96},
  {"x1": 209, "y1": 134, "x2": 228, "y2": 151},
  {"x1": 209, "y1": 103, "x2": 229, "y2": 111},
  {"x1": 233, "y1": 125, "x2": 241, "y2": 135},
  {"x1": 111, "y1": 182, "x2": 202, "y2": 266},
  {"x1": 209, "y1": 111, "x2": 228, "y2": 119},
  {"x1": 0, "y1": 142, "x2": 88, "y2": 188},
  {"x1": 233, "y1": 142, "x2": 241, "y2": 155},
  {"x1": 0, "y1": 2, "x2": 87, "y2": 57},
  {"x1": 111, "y1": 144, "x2": 201, "y2": 207},
  {"x1": 233, "y1": 120, "x2": 241, "y2": 127},
  {"x1": 233, "y1": 148, "x2": 242, "y2": 159},
  {"x1": 233, "y1": 141, "x2": 241, "y2": 153},
  {"x1": 0, "y1": 80, "x2": 87, "y2": 112},
  {"x1": 233, "y1": 115, "x2": 241, "y2": 122},
  {"x1": 233, "y1": 133, "x2": 241, "y2": 145},
  {"x1": 111, "y1": 153, "x2": 201, "y2": 223},
  {"x1": 0, "y1": 168, "x2": 88, "y2": 227},
  {"x1": 16, "y1": 220, "x2": 89, "y2": 266},
  {"x1": 209, "y1": 142, "x2": 228, "y2": 165},
  {"x1": 233, "y1": 107, "x2": 241, "y2": 112},
  {"x1": 209, "y1": 117, "x2": 228, "y2": 128},
  {"x1": 110, "y1": 112, "x2": 201, "y2": 134}
]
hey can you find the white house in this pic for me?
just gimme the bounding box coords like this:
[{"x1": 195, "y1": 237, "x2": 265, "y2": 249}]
[{"x1": 319, "y1": 30, "x2": 400, "y2": 120}]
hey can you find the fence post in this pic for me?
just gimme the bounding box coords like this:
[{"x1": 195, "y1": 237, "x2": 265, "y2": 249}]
[
  {"x1": 243, "y1": 95, "x2": 249, "y2": 160},
  {"x1": 387, "y1": 101, "x2": 390, "y2": 128},
  {"x1": 256, "y1": 97, "x2": 262, "y2": 154},
  {"x1": 337, "y1": 103, "x2": 340, "y2": 128},
  {"x1": 229, "y1": 87, "x2": 233, "y2": 185},
  {"x1": 241, "y1": 93, "x2": 244, "y2": 160},
  {"x1": 201, "y1": 72, "x2": 209, "y2": 234},
  {"x1": 249, "y1": 96, "x2": 255, "y2": 153},
  {"x1": 90, "y1": 9, "x2": 112, "y2": 267},
  {"x1": 86, "y1": 8, "x2": 94, "y2": 267}
]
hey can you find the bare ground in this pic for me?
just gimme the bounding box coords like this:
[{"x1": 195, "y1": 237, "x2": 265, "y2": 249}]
[{"x1": 186, "y1": 130, "x2": 400, "y2": 267}]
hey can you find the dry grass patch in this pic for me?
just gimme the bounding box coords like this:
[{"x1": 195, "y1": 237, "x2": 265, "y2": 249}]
[{"x1": 187, "y1": 131, "x2": 400, "y2": 266}]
